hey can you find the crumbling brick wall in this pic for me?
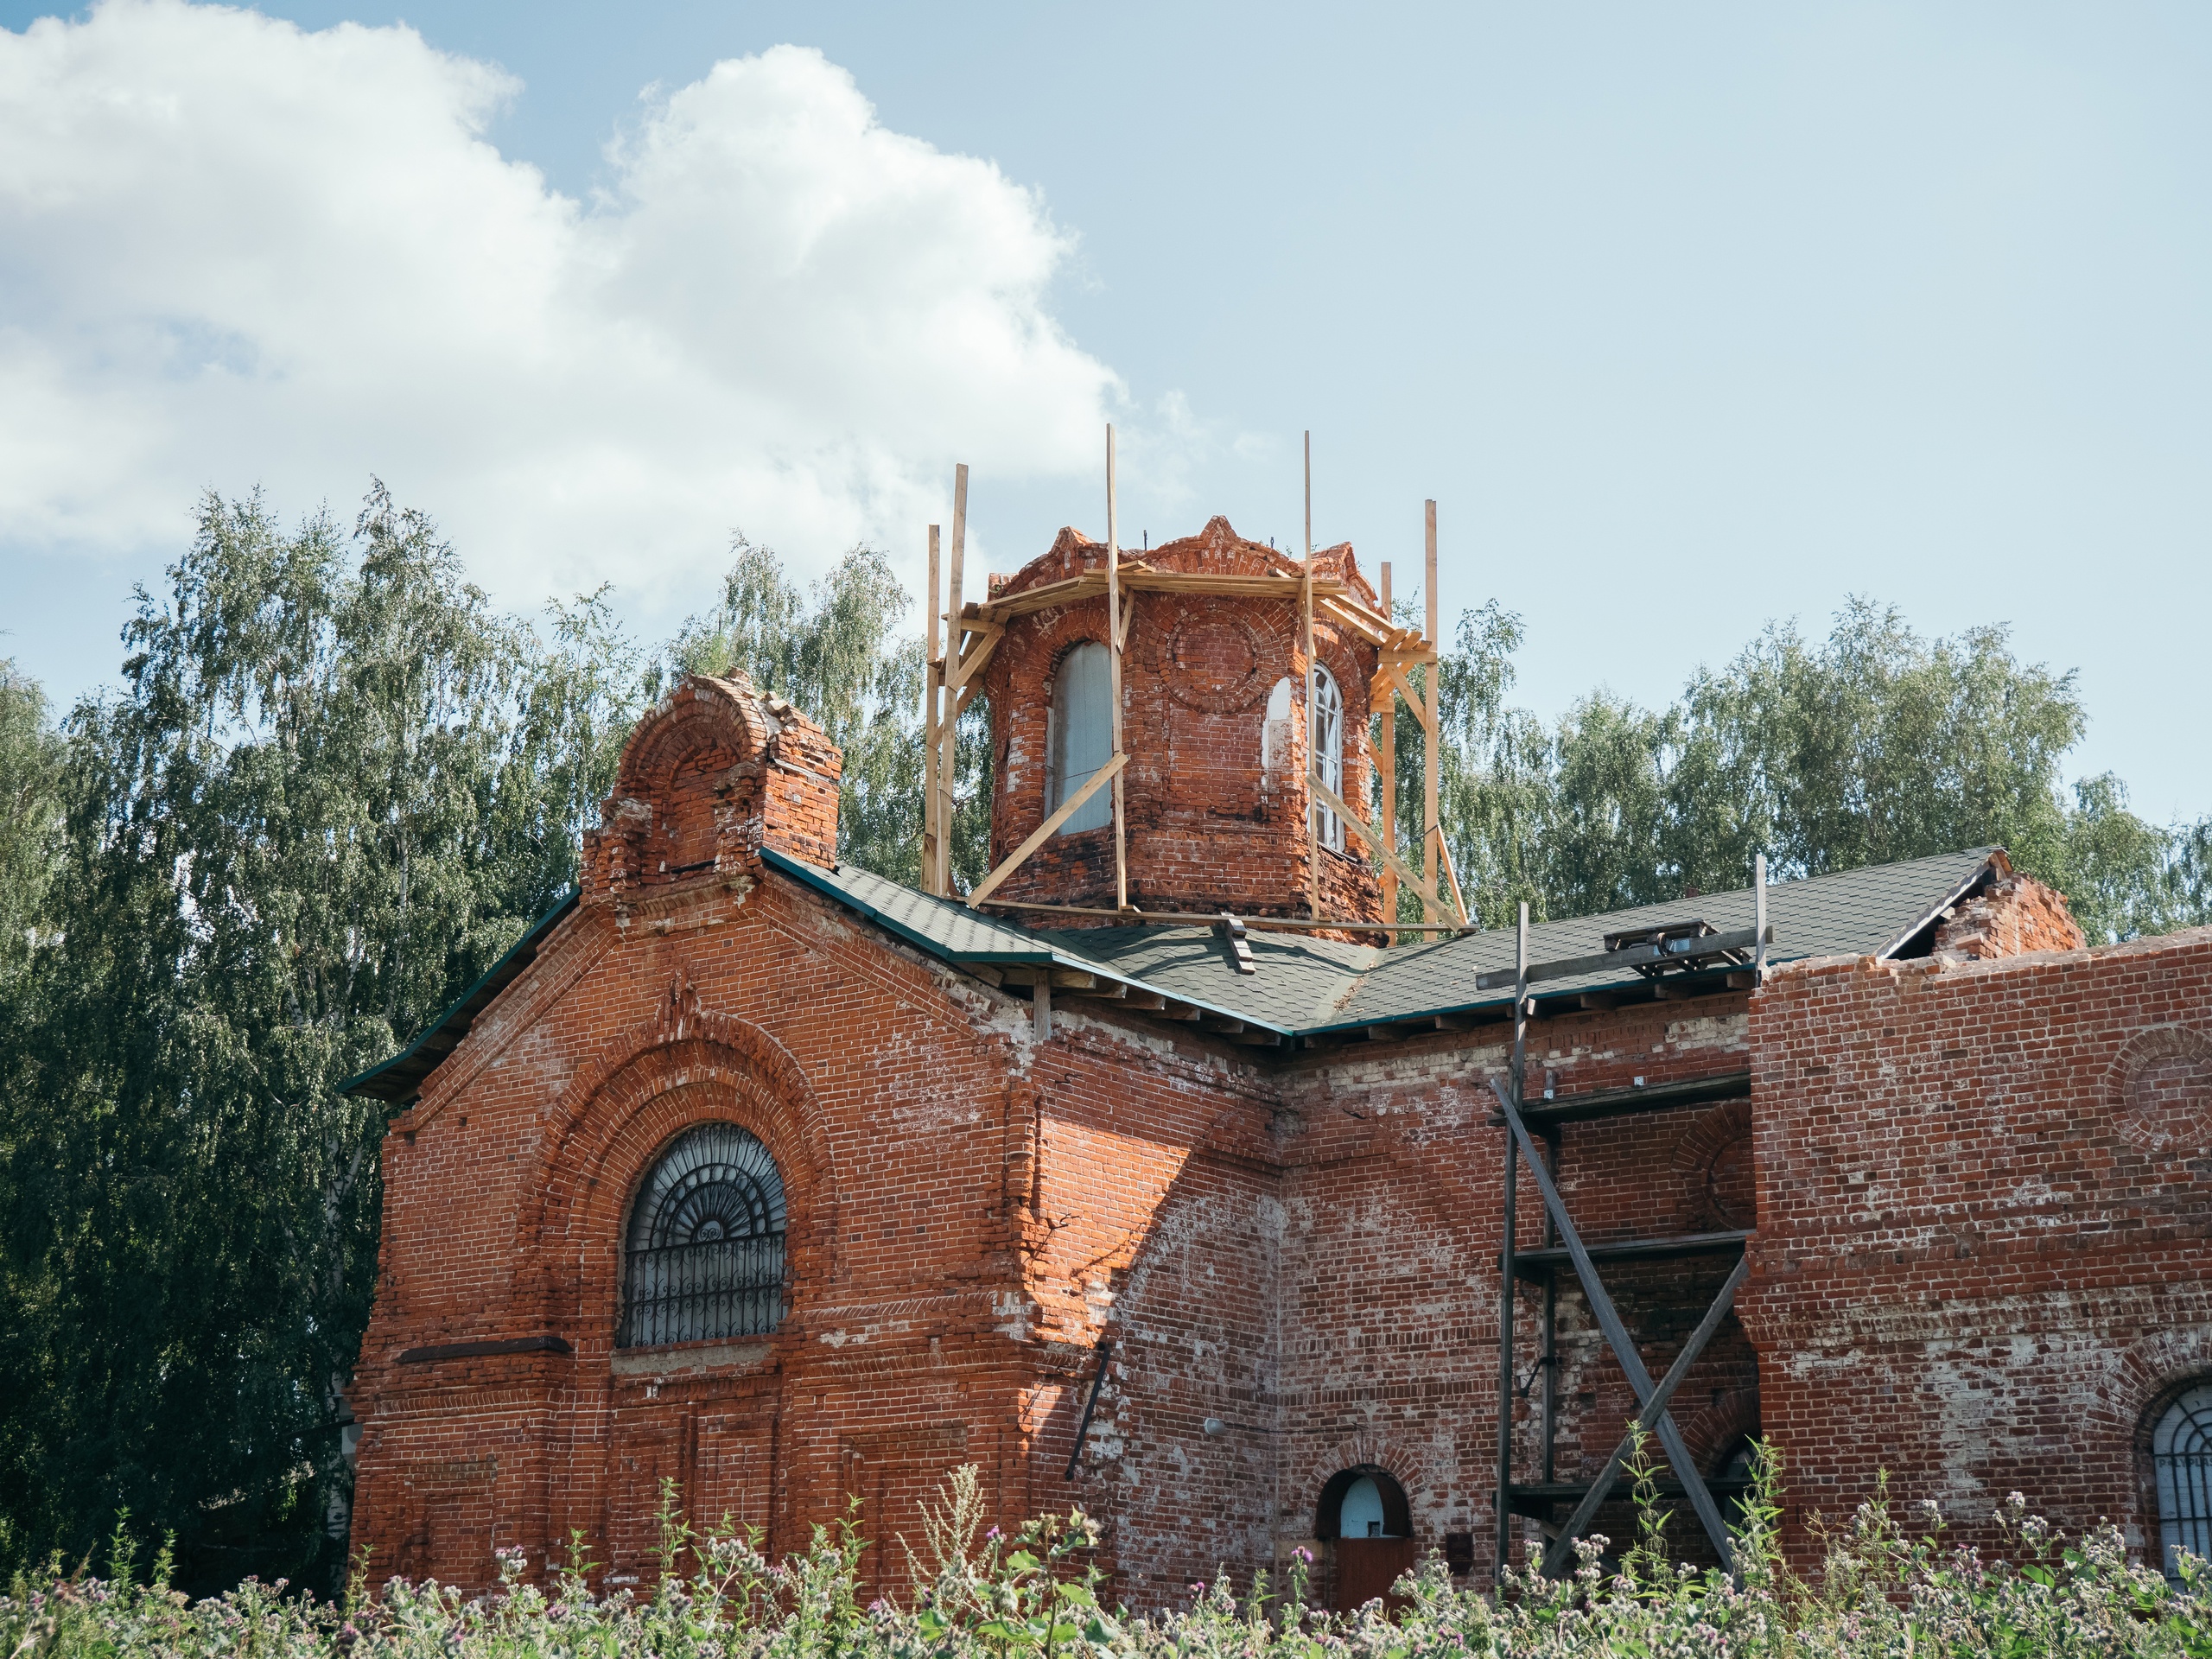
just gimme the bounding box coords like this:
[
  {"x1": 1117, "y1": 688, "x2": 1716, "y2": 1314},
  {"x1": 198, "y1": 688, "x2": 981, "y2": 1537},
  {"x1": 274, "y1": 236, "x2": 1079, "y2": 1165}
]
[
  {"x1": 1931, "y1": 868, "x2": 2087, "y2": 961},
  {"x1": 1739, "y1": 927, "x2": 2212, "y2": 1573},
  {"x1": 1256, "y1": 1001, "x2": 1765, "y2": 1590}
]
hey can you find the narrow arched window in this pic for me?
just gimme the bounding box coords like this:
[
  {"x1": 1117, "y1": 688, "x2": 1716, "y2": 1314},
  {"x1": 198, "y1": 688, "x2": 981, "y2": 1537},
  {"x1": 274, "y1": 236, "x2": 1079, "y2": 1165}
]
[
  {"x1": 1310, "y1": 664, "x2": 1344, "y2": 852},
  {"x1": 2156, "y1": 1382, "x2": 2212, "y2": 1579},
  {"x1": 1046, "y1": 642, "x2": 1113, "y2": 835},
  {"x1": 620, "y1": 1123, "x2": 786, "y2": 1348}
]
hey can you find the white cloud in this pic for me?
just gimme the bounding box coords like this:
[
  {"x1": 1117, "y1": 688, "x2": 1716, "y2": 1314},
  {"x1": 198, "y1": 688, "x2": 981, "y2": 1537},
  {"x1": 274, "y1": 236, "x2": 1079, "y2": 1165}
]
[{"x1": 0, "y1": 0, "x2": 1121, "y2": 611}]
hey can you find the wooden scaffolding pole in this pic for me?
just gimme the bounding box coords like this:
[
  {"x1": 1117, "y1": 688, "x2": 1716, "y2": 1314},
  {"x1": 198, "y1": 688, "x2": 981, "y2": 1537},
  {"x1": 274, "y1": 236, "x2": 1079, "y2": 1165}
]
[
  {"x1": 1378, "y1": 559, "x2": 1397, "y2": 938},
  {"x1": 1496, "y1": 901, "x2": 1527, "y2": 1578},
  {"x1": 1423, "y1": 499, "x2": 1440, "y2": 924},
  {"x1": 1303, "y1": 430, "x2": 1319, "y2": 920},
  {"x1": 922, "y1": 523, "x2": 942, "y2": 895},
  {"x1": 1107, "y1": 424, "x2": 1128, "y2": 912},
  {"x1": 937, "y1": 465, "x2": 968, "y2": 896}
]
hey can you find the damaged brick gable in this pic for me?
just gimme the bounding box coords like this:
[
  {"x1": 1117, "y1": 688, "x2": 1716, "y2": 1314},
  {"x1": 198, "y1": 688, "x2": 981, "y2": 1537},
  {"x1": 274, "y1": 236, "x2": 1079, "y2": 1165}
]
[
  {"x1": 583, "y1": 674, "x2": 842, "y2": 906},
  {"x1": 1932, "y1": 862, "x2": 2088, "y2": 961},
  {"x1": 976, "y1": 517, "x2": 1387, "y2": 922}
]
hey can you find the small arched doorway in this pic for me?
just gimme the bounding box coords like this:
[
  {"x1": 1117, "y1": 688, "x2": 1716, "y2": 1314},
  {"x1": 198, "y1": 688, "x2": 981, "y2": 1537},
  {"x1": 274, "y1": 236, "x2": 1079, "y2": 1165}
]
[{"x1": 1315, "y1": 1465, "x2": 1414, "y2": 1611}]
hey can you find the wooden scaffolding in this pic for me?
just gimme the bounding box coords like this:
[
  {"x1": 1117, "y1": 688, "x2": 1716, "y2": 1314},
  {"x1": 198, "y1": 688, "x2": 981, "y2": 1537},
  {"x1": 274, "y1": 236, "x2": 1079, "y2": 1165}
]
[{"x1": 916, "y1": 433, "x2": 1468, "y2": 939}]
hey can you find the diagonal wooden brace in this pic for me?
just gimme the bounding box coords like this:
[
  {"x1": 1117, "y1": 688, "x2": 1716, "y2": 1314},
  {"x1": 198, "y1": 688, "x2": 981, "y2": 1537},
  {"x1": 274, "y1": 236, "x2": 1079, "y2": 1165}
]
[
  {"x1": 1539, "y1": 1252, "x2": 1751, "y2": 1577},
  {"x1": 1491, "y1": 1080, "x2": 1737, "y2": 1571}
]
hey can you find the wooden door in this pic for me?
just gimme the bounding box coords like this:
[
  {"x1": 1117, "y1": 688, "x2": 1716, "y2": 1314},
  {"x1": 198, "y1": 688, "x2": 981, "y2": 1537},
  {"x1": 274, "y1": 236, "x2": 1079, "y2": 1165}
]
[{"x1": 1334, "y1": 1538, "x2": 1418, "y2": 1613}]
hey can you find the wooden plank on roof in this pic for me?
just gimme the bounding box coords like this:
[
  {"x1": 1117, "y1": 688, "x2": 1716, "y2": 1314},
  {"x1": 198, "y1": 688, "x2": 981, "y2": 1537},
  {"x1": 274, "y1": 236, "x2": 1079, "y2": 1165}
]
[
  {"x1": 973, "y1": 572, "x2": 1108, "y2": 621},
  {"x1": 965, "y1": 751, "x2": 1128, "y2": 906}
]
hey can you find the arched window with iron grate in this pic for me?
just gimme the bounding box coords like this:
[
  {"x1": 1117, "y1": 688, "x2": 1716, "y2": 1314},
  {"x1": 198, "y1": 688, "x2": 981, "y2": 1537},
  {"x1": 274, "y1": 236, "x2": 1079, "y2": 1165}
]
[
  {"x1": 2156, "y1": 1382, "x2": 2212, "y2": 1580},
  {"x1": 620, "y1": 1123, "x2": 787, "y2": 1348}
]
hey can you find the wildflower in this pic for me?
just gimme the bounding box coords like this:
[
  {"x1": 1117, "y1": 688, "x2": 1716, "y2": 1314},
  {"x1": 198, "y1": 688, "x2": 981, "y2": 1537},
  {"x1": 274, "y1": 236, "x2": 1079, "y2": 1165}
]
[{"x1": 1294, "y1": 1547, "x2": 1313, "y2": 1565}]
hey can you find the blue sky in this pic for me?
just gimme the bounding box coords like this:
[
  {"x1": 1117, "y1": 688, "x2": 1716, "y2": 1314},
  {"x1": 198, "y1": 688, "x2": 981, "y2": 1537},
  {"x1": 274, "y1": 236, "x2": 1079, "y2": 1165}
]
[{"x1": 3, "y1": 2, "x2": 2206, "y2": 822}]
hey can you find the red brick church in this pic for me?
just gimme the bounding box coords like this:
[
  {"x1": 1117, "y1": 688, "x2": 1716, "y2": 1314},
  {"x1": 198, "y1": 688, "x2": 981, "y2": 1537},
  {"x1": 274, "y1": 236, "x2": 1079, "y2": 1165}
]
[{"x1": 343, "y1": 514, "x2": 2212, "y2": 1607}]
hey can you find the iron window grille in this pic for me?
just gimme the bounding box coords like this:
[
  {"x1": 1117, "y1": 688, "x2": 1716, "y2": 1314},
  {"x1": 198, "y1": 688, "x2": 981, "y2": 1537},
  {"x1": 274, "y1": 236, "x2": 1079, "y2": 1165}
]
[
  {"x1": 2158, "y1": 1383, "x2": 2212, "y2": 1580},
  {"x1": 620, "y1": 1122, "x2": 787, "y2": 1348}
]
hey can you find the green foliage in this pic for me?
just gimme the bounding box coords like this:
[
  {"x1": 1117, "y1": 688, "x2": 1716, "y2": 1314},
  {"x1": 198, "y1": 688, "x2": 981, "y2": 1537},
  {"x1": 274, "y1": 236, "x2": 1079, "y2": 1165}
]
[
  {"x1": 1383, "y1": 594, "x2": 2212, "y2": 938},
  {"x1": 0, "y1": 486, "x2": 645, "y2": 1596},
  {"x1": 0, "y1": 658, "x2": 66, "y2": 987},
  {"x1": 8, "y1": 1465, "x2": 2212, "y2": 1657}
]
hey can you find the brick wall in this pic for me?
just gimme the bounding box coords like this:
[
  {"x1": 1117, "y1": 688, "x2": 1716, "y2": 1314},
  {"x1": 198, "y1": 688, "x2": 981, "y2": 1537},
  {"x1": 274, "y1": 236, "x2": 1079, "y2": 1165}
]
[
  {"x1": 1739, "y1": 927, "x2": 2212, "y2": 1570},
  {"x1": 1931, "y1": 869, "x2": 2087, "y2": 962},
  {"x1": 977, "y1": 518, "x2": 1384, "y2": 924},
  {"x1": 352, "y1": 671, "x2": 2212, "y2": 1603}
]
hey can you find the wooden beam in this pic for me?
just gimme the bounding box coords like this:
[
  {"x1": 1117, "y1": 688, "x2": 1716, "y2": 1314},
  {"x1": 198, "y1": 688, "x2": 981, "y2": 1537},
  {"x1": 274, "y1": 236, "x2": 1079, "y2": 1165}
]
[
  {"x1": 970, "y1": 568, "x2": 1376, "y2": 622},
  {"x1": 1423, "y1": 499, "x2": 1440, "y2": 926},
  {"x1": 1307, "y1": 773, "x2": 1444, "y2": 918},
  {"x1": 966, "y1": 751, "x2": 1128, "y2": 907},
  {"x1": 1304, "y1": 430, "x2": 1318, "y2": 922},
  {"x1": 1120, "y1": 571, "x2": 1309, "y2": 598},
  {"x1": 1377, "y1": 561, "x2": 1397, "y2": 941},
  {"x1": 938, "y1": 466, "x2": 968, "y2": 896},
  {"x1": 1377, "y1": 661, "x2": 1432, "y2": 734},
  {"x1": 1316, "y1": 594, "x2": 1394, "y2": 646},
  {"x1": 974, "y1": 571, "x2": 1108, "y2": 621},
  {"x1": 1107, "y1": 423, "x2": 1128, "y2": 913},
  {"x1": 945, "y1": 623, "x2": 1003, "y2": 692},
  {"x1": 922, "y1": 524, "x2": 942, "y2": 895},
  {"x1": 1433, "y1": 823, "x2": 1471, "y2": 927}
]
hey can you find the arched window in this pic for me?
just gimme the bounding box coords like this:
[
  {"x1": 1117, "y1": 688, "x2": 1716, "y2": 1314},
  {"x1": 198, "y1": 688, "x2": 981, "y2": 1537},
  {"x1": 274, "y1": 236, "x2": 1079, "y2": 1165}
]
[
  {"x1": 620, "y1": 1123, "x2": 786, "y2": 1348},
  {"x1": 1046, "y1": 642, "x2": 1114, "y2": 835},
  {"x1": 1309, "y1": 664, "x2": 1344, "y2": 852},
  {"x1": 2156, "y1": 1382, "x2": 2212, "y2": 1579},
  {"x1": 1315, "y1": 1465, "x2": 1411, "y2": 1539}
]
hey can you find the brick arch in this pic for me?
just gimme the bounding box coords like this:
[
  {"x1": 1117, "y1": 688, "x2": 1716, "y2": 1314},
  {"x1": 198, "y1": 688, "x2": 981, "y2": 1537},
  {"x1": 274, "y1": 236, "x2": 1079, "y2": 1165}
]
[
  {"x1": 1291, "y1": 1433, "x2": 1431, "y2": 1533},
  {"x1": 616, "y1": 675, "x2": 775, "y2": 797},
  {"x1": 1676, "y1": 1386, "x2": 1762, "y2": 1474},
  {"x1": 988, "y1": 608, "x2": 1115, "y2": 856},
  {"x1": 2116, "y1": 1326, "x2": 2212, "y2": 1553},
  {"x1": 1671, "y1": 1097, "x2": 1755, "y2": 1230},
  {"x1": 522, "y1": 973, "x2": 840, "y2": 1353},
  {"x1": 2107, "y1": 1024, "x2": 2212, "y2": 1155}
]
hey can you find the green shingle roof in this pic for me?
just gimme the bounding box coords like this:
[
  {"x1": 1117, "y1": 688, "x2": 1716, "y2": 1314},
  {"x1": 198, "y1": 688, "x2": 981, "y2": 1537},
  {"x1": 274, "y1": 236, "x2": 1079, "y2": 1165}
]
[{"x1": 766, "y1": 845, "x2": 1999, "y2": 1039}]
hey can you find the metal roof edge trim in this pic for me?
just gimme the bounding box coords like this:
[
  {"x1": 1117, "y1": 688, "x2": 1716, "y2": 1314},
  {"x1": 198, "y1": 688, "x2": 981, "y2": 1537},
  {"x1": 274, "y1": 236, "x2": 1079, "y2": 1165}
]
[
  {"x1": 760, "y1": 849, "x2": 1294, "y2": 1037},
  {"x1": 1299, "y1": 968, "x2": 1742, "y2": 1039},
  {"x1": 338, "y1": 887, "x2": 582, "y2": 1103},
  {"x1": 1872, "y1": 849, "x2": 2000, "y2": 962},
  {"x1": 760, "y1": 847, "x2": 1058, "y2": 967}
]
